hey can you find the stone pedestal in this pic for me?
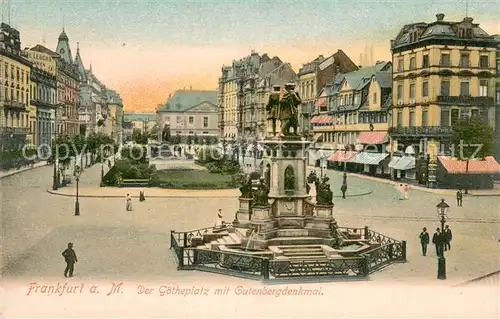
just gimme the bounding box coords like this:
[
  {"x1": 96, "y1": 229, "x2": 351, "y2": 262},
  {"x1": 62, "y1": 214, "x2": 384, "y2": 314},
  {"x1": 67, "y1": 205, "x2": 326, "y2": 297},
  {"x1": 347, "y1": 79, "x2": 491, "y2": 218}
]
[
  {"x1": 315, "y1": 204, "x2": 334, "y2": 218},
  {"x1": 252, "y1": 205, "x2": 272, "y2": 220},
  {"x1": 235, "y1": 197, "x2": 252, "y2": 223}
]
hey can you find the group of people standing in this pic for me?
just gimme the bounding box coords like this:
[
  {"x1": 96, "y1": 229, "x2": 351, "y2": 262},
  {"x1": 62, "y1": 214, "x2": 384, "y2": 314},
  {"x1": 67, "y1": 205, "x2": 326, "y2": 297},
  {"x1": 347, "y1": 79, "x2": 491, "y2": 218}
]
[
  {"x1": 419, "y1": 226, "x2": 452, "y2": 257},
  {"x1": 396, "y1": 183, "x2": 410, "y2": 200}
]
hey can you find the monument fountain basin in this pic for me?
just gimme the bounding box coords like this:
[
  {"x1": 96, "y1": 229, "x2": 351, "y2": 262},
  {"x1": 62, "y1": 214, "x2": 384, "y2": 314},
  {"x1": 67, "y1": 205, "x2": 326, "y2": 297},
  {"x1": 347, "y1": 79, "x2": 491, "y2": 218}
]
[{"x1": 336, "y1": 240, "x2": 374, "y2": 257}]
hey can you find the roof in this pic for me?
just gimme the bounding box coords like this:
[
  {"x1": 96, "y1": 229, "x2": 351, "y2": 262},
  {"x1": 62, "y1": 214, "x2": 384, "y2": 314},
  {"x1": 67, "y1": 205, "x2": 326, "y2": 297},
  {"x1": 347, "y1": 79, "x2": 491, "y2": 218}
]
[
  {"x1": 334, "y1": 62, "x2": 391, "y2": 94},
  {"x1": 123, "y1": 113, "x2": 156, "y2": 122},
  {"x1": 392, "y1": 14, "x2": 498, "y2": 50},
  {"x1": 328, "y1": 150, "x2": 358, "y2": 162},
  {"x1": 30, "y1": 44, "x2": 59, "y2": 57},
  {"x1": 158, "y1": 90, "x2": 217, "y2": 113},
  {"x1": 438, "y1": 156, "x2": 500, "y2": 174},
  {"x1": 374, "y1": 71, "x2": 392, "y2": 88}
]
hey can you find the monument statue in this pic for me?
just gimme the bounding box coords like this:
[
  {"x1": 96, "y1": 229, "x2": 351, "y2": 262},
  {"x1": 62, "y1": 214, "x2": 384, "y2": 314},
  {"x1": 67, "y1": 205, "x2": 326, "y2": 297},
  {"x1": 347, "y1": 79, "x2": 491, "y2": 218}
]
[
  {"x1": 253, "y1": 178, "x2": 270, "y2": 206},
  {"x1": 278, "y1": 83, "x2": 301, "y2": 136},
  {"x1": 316, "y1": 176, "x2": 333, "y2": 205},
  {"x1": 284, "y1": 165, "x2": 295, "y2": 191},
  {"x1": 238, "y1": 174, "x2": 253, "y2": 198},
  {"x1": 266, "y1": 86, "x2": 281, "y2": 136}
]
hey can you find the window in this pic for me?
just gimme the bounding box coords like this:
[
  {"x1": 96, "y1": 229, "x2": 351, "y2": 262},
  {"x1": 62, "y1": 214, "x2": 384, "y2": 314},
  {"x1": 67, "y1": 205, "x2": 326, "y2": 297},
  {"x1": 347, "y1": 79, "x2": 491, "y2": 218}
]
[
  {"x1": 422, "y1": 81, "x2": 429, "y2": 97},
  {"x1": 202, "y1": 131, "x2": 209, "y2": 134},
  {"x1": 398, "y1": 58, "x2": 404, "y2": 72},
  {"x1": 422, "y1": 54, "x2": 429, "y2": 68},
  {"x1": 409, "y1": 57, "x2": 416, "y2": 70},
  {"x1": 460, "y1": 53, "x2": 470, "y2": 67},
  {"x1": 440, "y1": 53, "x2": 451, "y2": 66},
  {"x1": 441, "y1": 109, "x2": 450, "y2": 126},
  {"x1": 188, "y1": 116, "x2": 194, "y2": 124},
  {"x1": 422, "y1": 110, "x2": 428, "y2": 126},
  {"x1": 460, "y1": 81, "x2": 469, "y2": 96},
  {"x1": 479, "y1": 80, "x2": 488, "y2": 96},
  {"x1": 440, "y1": 80, "x2": 450, "y2": 96},
  {"x1": 397, "y1": 110, "x2": 402, "y2": 126},
  {"x1": 451, "y1": 109, "x2": 459, "y2": 125},
  {"x1": 409, "y1": 83, "x2": 415, "y2": 99},
  {"x1": 397, "y1": 83, "x2": 403, "y2": 101},
  {"x1": 409, "y1": 111, "x2": 415, "y2": 127},
  {"x1": 471, "y1": 109, "x2": 479, "y2": 118},
  {"x1": 372, "y1": 93, "x2": 377, "y2": 104},
  {"x1": 203, "y1": 116, "x2": 208, "y2": 128}
]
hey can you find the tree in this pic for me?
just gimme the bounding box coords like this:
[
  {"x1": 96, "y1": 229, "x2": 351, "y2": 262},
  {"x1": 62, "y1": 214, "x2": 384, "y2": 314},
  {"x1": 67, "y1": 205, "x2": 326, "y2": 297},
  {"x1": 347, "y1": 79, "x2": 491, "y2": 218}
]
[
  {"x1": 452, "y1": 116, "x2": 494, "y2": 193},
  {"x1": 162, "y1": 125, "x2": 171, "y2": 143},
  {"x1": 193, "y1": 134, "x2": 199, "y2": 145},
  {"x1": 452, "y1": 117, "x2": 493, "y2": 160},
  {"x1": 132, "y1": 129, "x2": 148, "y2": 145}
]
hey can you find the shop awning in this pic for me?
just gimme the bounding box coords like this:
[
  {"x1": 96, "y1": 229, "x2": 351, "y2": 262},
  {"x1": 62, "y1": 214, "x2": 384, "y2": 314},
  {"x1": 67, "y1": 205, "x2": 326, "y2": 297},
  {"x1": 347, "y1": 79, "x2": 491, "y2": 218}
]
[
  {"x1": 388, "y1": 156, "x2": 401, "y2": 167},
  {"x1": 438, "y1": 156, "x2": 500, "y2": 174},
  {"x1": 350, "y1": 152, "x2": 389, "y2": 165},
  {"x1": 311, "y1": 116, "x2": 322, "y2": 124},
  {"x1": 328, "y1": 150, "x2": 358, "y2": 162},
  {"x1": 314, "y1": 97, "x2": 327, "y2": 108},
  {"x1": 358, "y1": 131, "x2": 388, "y2": 144},
  {"x1": 317, "y1": 150, "x2": 336, "y2": 159},
  {"x1": 311, "y1": 115, "x2": 333, "y2": 125},
  {"x1": 390, "y1": 156, "x2": 416, "y2": 170}
]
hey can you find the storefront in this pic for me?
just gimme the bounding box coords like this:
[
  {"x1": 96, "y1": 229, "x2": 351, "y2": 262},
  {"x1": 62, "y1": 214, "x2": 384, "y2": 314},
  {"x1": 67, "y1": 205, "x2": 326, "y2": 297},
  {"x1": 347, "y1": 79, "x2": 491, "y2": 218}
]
[{"x1": 389, "y1": 156, "x2": 416, "y2": 180}]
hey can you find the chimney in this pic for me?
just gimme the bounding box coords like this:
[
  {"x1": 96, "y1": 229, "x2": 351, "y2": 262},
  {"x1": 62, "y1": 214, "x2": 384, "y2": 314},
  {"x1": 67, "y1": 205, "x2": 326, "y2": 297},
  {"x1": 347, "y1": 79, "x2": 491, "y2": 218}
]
[{"x1": 436, "y1": 13, "x2": 445, "y2": 21}]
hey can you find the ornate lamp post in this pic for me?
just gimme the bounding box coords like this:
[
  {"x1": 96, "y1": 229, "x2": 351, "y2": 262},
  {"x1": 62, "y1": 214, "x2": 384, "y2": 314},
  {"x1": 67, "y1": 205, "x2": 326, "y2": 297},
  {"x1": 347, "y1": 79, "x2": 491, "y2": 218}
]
[
  {"x1": 52, "y1": 157, "x2": 59, "y2": 190},
  {"x1": 436, "y1": 199, "x2": 450, "y2": 280},
  {"x1": 101, "y1": 160, "x2": 105, "y2": 182},
  {"x1": 74, "y1": 165, "x2": 82, "y2": 216}
]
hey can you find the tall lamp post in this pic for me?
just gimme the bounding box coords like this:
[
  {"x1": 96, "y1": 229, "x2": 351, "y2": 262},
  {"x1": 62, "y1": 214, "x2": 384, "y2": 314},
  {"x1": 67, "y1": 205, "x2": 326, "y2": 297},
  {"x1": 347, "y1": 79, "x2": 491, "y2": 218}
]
[
  {"x1": 436, "y1": 199, "x2": 450, "y2": 280},
  {"x1": 74, "y1": 165, "x2": 82, "y2": 216},
  {"x1": 338, "y1": 106, "x2": 348, "y2": 191}
]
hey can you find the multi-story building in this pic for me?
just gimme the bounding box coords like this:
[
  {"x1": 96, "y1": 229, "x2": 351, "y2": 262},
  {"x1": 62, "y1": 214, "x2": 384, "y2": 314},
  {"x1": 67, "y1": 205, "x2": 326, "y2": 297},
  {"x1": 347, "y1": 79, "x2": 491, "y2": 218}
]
[
  {"x1": 319, "y1": 62, "x2": 392, "y2": 175},
  {"x1": 297, "y1": 51, "x2": 358, "y2": 135},
  {"x1": 494, "y1": 34, "x2": 500, "y2": 161},
  {"x1": 105, "y1": 89, "x2": 124, "y2": 145},
  {"x1": 55, "y1": 29, "x2": 80, "y2": 137},
  {"x1": 0, "y1": 23, "x2": 31, "y2": 152},
  {"x1": 389, "y1": 13, "x2": 498, "y2": 187},
  {"x1": 157, "y1": 90, "x2": 218, "y2": 141},
  {"x1": 27, "y1": 45, "x2": 57, "y2": 150}
]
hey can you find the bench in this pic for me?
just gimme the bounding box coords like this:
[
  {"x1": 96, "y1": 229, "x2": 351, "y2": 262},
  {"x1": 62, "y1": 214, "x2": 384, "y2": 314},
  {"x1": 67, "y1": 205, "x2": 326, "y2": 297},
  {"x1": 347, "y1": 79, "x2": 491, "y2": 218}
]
[{"x1": 120, "y1": 179, "x2": 150, "y2": 187}]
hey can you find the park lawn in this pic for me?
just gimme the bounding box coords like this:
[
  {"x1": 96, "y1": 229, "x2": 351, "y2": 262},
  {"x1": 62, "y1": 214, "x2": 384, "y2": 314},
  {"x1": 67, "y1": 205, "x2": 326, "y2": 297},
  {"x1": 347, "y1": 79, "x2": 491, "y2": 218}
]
[{"x1": 155, "y1": 169, "x2": 236, "y2": 189}]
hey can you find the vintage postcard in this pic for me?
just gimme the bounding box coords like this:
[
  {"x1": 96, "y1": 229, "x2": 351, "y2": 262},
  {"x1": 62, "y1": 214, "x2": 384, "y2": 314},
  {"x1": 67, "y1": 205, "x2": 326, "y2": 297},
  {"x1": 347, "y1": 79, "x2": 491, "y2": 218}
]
[{"x1": 0, "y1": 0, "x2": 499, "y2": 318}]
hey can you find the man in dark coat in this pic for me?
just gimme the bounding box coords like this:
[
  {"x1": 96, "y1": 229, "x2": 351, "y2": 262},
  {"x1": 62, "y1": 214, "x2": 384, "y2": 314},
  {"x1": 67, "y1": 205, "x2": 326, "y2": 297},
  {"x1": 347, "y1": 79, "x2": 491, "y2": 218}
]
[
  {"x1": 341, "y1": 184, "x2": 347, "y2": 199},
  {"x1": 444, "y1": 225, "x2": 452, "y2": 251},
  {"x1": 432, "y1": 228, "x2": 443, "y2": 257},
  {"x1": 419, "y1": 227, "x2": 430, "y2": 256},
  {"x1": 456, "y1": 190, "x2": 463, "y2": 207},
  {"x1": 62, "y1": 243, "x2": 78, "y2": 277}
]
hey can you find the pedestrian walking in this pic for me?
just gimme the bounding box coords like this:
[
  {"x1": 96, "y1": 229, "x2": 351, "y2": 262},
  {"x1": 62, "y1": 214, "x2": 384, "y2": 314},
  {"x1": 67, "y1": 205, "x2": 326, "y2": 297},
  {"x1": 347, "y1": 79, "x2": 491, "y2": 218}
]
[
  {"x1": 397, "y1": 183, "x2": 404, "y2": 200},
  {"x1": 419, "y1": 227, "x2": 430, "y2": 256},
  {"x1": 444, "y1": 225, "x2": 452, "y2": 251},
  {"x1": 139, "y1": 189, "x2": 145, "y2": 202},
  {"x1": 432, "y1": 228, "x2": 443, "y2": 257},
  {"x1": 62, "y1": 243, "x2": 78, "y2": 277},
  {"x1": 340, "y1": 184, "x2": 347, "y2": 199},
  {"x1": 403, "y1": 184, "x2": 409, "y2": 200},
  {"x1": 126, "y1": 193, "x2": 133, "y2": 211},
  {"x1": 456, "y1": 189, "x2": 463, "y2": 207},
  {"x1": 215, "y1": 209, "x2": 224, "y2": 229}
]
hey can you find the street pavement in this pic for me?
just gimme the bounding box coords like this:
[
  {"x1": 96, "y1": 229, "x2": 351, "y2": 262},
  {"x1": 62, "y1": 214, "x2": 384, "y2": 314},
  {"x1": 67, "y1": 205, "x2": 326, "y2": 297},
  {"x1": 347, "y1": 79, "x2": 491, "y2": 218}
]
[{"x1": 1, "y1": 161, "x2": 499, "y2": 317}]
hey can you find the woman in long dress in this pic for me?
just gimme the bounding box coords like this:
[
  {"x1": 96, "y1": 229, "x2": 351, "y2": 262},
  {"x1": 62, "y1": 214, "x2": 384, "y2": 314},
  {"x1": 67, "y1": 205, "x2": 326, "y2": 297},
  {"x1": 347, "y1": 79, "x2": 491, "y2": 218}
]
[
  {"x1": 126, "y1": 194, "x2": 133, "y2": 211},
  {"x1": 308, "y1": 181, "x2": 317, "y2": 203}
]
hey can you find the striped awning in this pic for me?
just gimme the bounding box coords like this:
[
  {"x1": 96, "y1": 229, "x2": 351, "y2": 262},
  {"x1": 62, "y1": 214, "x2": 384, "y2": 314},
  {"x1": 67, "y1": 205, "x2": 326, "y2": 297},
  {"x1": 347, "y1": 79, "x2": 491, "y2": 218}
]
[
  {"x1": 390, "y1": 156, "x2": 416, "y2": 170},
  {"x1": 350, "y1": 152, "x2": 389, "y2": 165},
  {"x1": 315, "y1": 97, "x2": 327, "y2": 108},
  {"x1": 388, "y1": 156, "x2": 401, "y2": 167},
  {"x1": 328, "y1": 150, "x2": 358, "y2": 162},
  {"x1": 438, "y1": 156, "x2": 500, "y2": 174},
  {"x1": 311, "y1": 115, "x2": 333, "y2": 125},
  {"x1": 317, "y1": 150, "x2": 336, "y2": 159},
  {"x1": 358, "y1": 131, "x2": 388, "y2": 144}
]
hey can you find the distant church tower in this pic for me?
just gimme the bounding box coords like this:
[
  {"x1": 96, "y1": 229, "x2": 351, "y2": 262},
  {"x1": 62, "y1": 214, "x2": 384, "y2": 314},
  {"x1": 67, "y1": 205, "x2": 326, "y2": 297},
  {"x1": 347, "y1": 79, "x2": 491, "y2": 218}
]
[
  {"x1": 74, "y1": 42, "x2": 87, "y2": 82},
  {"x1": 55, "y1": 29, "x2": 74, "y2": 64}
]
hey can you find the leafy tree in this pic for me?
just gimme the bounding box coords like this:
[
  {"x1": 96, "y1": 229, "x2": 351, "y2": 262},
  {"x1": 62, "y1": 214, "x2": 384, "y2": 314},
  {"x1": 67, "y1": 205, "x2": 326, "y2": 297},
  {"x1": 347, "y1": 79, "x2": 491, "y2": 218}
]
[
  {"x1": 171, "y1": 132, "x2": 181, "y2": 145},
  {"x1": 193, "y1": 134, "x2": 199, "y2": 145},
  {"x1": 187, "y1": 135, "x2": 193, "y2": 144},
  {"x1": 452, "y1": 117, "x2": 494, "y2": 160}
]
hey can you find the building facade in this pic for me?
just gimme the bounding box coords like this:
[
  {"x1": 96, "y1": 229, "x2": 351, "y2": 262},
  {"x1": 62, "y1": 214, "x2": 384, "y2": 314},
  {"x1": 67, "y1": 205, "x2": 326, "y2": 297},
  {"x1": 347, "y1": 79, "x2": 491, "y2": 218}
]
[
  {"x1": 297, "y1": 51, "x2": 358, "y2": 135},
  {"x1": 319, "y1": 62, "x2": 392, "y2": 175},
  {"x1": 27, "y1": 45, "x2": 57, "y2": 150},
  {"x1": 105, "y1": 89, "x2": 124, "y2": 145},
  {"x1": 390, "y1": 13, "x2": 498, "y2": 187},
  {"x1": 123, "y1": 113, "x2": 157, "y2": 141},
  {"x1": 494, "y1": 34, "x2": 500, "y2": 161},
  {"x1": 0, "y1": 23, "x2": 31, "y2": 152},
  {"x1": 157, "y1": 90, "x2": 218, "y2": 142},
  {"x1": 55, "y1": 30, "x2": 80, "y2": 137}
]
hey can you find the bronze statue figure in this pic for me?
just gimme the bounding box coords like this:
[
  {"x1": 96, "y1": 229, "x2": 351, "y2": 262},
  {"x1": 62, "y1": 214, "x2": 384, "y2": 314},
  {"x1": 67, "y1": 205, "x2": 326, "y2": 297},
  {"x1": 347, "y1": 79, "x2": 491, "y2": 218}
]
[
  {"x1": 266, "y1": 85, "x2": 281, "y2": 136},
  {"x1": 254, "y1": 178, "x2": 270, "y2": 206},
  {"x1": 278, "y1": 83, "x2": 301, "y2": 136},
  {"x1": 238, "y1": 174, "x2": 253, "y2": 198},
  {"x1": 316, "y1": 176, "x2": 333, "y2": 205},
  {"x1": 284, "y1": 165, "x2": 295, "y2": 191}
]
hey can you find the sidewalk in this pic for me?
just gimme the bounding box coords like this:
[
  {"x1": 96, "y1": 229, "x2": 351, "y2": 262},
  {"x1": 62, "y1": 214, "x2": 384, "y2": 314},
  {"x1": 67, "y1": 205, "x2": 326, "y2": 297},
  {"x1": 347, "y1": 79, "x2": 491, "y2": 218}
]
[
  {"x1": 0, "y1": 161, "x2": 48, "y2": 179},
  {"x1": 309, "y1": 166, "x2": 500, "y2": 197},
  {"x1": 47, "y1": 187, "x2": 240, "y2": 198}
]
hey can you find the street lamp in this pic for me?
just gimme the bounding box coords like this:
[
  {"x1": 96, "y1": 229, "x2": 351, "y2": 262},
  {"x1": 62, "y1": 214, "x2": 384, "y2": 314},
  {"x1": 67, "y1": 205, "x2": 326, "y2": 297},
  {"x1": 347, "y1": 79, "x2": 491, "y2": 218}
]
[
  {"x1": 74, "y1": 165, "x2": 82, "y2": 216},
  {"x1": 337, "y1": 106, "x2": 348, "y2": 194},
  {"x1": 436, "y1": 198, "x2": 450, "y2": 280}
]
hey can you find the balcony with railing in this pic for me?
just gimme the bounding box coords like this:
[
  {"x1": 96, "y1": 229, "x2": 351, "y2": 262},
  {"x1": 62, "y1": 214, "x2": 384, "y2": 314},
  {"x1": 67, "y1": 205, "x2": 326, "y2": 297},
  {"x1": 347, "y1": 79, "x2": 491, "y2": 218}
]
[
  {"x1": 437, "y1": 95, "x2": 494, "y2": 106},
  {"x1": 2, "y1": 100, "x2": 26, "y2": 110},
  {"x1": 0, "y1": 126, "x2": 30, "y2": 135},
  {"x1": 388, "y1": 126, "x2": 453, "y2": 137}
]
